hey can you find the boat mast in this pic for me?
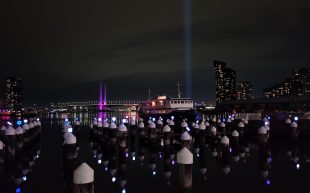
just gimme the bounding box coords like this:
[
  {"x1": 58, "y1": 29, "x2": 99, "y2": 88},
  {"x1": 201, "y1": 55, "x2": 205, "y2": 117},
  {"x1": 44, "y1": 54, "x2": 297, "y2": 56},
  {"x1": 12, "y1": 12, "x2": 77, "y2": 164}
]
[
  {"x1": 148, "y1": 88, "x2": 151, "y2": 100},
  {"x1": 177, "y1": 81, "x2": 182, "y2": 98}
]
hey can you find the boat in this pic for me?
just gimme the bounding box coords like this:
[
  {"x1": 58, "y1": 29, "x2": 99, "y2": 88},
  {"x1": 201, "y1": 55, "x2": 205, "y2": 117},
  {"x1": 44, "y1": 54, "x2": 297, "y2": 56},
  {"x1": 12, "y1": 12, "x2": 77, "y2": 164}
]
[{"x1": 138, "y1": 95, "x2": 196, "y2": 122}]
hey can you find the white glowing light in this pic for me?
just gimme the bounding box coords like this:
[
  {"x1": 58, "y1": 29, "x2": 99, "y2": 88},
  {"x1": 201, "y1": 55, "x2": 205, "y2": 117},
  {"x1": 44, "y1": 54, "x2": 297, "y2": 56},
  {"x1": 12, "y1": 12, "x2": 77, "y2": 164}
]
[
  {"x1": 112, "y1": 177, "x2": 116, "y2": 182},
  {"x1": 112, "y1": 117, "x2": 116, "y2": 122},
  {"x1": 65, "y1": 118, "x2": 68, "y2": 122},
  {"x1": 152, "y1": 118, "x2": 155, "y2": 122},
  {"x1": 36, "y1": 118, "x2": 40, "y2": 121},
  {"x1": 186, "y1": 127, "x2": 190, "y2": 131},
  {"x1": 294, "y1": 117, "x2": 299, "y2": 121},
  {"x1": 98, "y1": 159, "x2": 102, "y2": 164},
  {"x1": 122, "y1": 189, "x2": 126, "y2": 193},
  {"x1": 7, "y1": 122, "x2": 12, "y2": 126},
  {"x1": 24, "y1": 120, "x2": 28, "y2": 123},
  {"x1": 152, "y1": 171, "x2": 156, "y2": 176},
  {"x1": 296, "y1": 163, "x2": 300, "y2": 169},
  {"x1": 265, "y1": 122, "x2": 268, "y2": 126},
  {"x1": 172, "y1": 160, "x2": 175, "y2": 165},
  {"x1": 22, "y1": 176, "x2": 27, "y2": 181},
  {"x1": 68, "y1": 128, "x2": 73, "y2": 133},
  {"x1": 98, "y1": 118, "x2": 102, "y2": 122},
  {"x1": 133, "y1": 156, "x2": 136, "y2": 161},
  {"x1": 171, "y1": 116, "x2": 174, "y2": 120},
  {"x1": 125, "y1": 153, "x2": 129, "y2": 158}
]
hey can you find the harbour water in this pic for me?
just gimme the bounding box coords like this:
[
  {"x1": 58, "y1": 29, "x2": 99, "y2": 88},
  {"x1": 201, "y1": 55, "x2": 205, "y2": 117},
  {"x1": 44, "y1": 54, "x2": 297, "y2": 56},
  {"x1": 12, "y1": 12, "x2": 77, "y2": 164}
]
[{"x1": 1, "y1": 112, "x2": 310, "y2": 193}]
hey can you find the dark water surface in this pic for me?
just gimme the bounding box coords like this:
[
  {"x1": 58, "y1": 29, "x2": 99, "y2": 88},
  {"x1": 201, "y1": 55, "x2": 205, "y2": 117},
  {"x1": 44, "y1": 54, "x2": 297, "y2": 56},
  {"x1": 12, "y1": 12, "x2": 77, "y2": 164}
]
[{"x1": 2, "y1": 116, "x2": 310, "y2": 193}]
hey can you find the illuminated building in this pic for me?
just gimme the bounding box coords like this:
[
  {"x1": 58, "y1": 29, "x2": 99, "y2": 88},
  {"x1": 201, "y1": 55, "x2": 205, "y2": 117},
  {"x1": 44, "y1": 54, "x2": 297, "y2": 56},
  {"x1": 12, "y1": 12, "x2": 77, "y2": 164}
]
[
  {"x1": 5, "y1": 77, "x2": 22, "y2": 111},
  {"x1": 214, "y1": 61, "x2": 236, "y2": 104},
  {"x1": 264, "y1": 68, "x2": 310, "y2": 98},
  {"x1": 236, "y1": 81, "x2": 254, "y2": 100}
]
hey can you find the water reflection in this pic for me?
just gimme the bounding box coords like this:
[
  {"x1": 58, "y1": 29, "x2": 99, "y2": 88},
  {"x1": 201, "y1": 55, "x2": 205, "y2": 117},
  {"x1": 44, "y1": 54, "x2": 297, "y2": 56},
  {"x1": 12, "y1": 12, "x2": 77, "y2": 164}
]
[{"x1": 53, "y1": 112, "x2": 310, "y2": 193}]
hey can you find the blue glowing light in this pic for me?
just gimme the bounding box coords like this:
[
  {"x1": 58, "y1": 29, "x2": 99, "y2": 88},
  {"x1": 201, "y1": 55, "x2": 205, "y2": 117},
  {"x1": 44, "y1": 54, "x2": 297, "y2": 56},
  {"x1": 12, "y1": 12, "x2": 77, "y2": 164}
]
[
  {"x1": 17, "y1": 120, "x2": 22, "y2": 125},
  {"x1": 65, "y1": 118, "x2": 68, "y2": 122},
  {"x1": 16, "y1": 187, "x2": 21, "y2": 193},
  {"x1": 125, "y1": 153, "x2": 129, "y2": 158},
  {"x1": 266, "y1": 179, "x2": 271, "y2": 185}
]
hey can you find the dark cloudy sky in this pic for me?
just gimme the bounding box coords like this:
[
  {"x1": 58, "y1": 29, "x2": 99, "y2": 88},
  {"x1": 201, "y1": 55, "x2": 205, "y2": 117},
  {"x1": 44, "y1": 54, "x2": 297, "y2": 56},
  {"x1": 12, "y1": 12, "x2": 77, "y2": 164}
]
[{"x1": 0, "y1": 0, "x2": 309, "y2": 105}]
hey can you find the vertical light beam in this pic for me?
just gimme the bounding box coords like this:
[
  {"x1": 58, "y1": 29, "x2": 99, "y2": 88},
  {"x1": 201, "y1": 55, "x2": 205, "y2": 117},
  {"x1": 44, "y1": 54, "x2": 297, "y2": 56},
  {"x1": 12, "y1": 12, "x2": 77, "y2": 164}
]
[
  {"x1": 183, "y1": 0, "x2": 192, "y2": 98},
  {"x1": 99, "y1": 81, "x2": 103, "y2": 119}
]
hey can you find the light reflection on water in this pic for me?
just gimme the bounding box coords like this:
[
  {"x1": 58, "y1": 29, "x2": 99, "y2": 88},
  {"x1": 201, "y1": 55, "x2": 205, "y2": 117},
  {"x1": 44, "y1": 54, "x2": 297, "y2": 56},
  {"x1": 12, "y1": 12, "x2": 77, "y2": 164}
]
[{"x1": 2, "y1": 112, "x2": 310, "y2": 193}]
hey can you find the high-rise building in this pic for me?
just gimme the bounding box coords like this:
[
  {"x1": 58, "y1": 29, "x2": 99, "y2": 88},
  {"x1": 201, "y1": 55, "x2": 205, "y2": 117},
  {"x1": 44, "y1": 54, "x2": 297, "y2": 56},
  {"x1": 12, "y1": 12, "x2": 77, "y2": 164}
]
[
  {"x1": 214, "y1": 61, "x2": 236, "y2": 103},
  {"x1": 5, "y1": 77, "x2": 22, "y2": 110},
  {"x1": 236, "y1": 81, "x2": 254, "y2": 100},
  {"x1": 264, "y1": 68, "x2": 310, "y2": 98}
]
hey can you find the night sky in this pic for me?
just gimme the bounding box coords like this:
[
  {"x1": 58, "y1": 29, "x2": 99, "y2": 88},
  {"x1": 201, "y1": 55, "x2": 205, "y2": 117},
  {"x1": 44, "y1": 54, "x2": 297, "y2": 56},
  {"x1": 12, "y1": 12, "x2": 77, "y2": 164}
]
[{"x1": 1, "y1": 0, "x2": 309, "y2": 105}]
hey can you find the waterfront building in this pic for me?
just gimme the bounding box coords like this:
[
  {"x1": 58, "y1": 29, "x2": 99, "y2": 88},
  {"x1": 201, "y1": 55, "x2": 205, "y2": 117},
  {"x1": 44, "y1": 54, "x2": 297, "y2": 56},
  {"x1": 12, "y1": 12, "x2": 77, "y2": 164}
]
[
  {"x1": 5, "y1": 77, "x2": 22, "y2": 111},
  {"x1": 214, "y1": 60, "x2": 237, "y2": 104},
  {"x1": 236, "y1": 81, "x2": 254, "y2": 100},
  {"x1": 264, "y1": 68, "x2": 310, "y2": 98}
]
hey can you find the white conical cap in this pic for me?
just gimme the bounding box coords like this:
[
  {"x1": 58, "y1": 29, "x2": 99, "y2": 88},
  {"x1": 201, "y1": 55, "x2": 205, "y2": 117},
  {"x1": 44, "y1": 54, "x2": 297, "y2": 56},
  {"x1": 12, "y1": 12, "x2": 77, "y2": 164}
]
[
  {"x1": 15, "y1": 127, "x2": 24, "y2": 135},
  {"x1": 177, "y1": 147, "x2": 193, "y2": 164},
  {"x1": 291, "y1": 121, "x2": 298, "y2": 128},
  {"x1": 97, "y1": 122, "x2": 103, "y2": 128},
  {"x1": 264, "y1": 125, "x2": 270, "y2": 131},
  {"x1": 28, "y1": 122, "x2": 34, "y2": 129},
  {"x1": 93, "y1": 120, "x2": 98, "y2": 125},
  {"x1": 148, "y1": 119, "x2": 153, "y2": 124},
  {"x1": 157, "y1": 119, "x2": 163, "y2": 125},
  {"x1": 263, "y1": 117, "x2": 268, "y2": 122},
  {"x1": 149, "y1": 122, "x2": 156, "y2": 129},
  {"x1": 0, "y1": 140, "x2": 4, "y2": 150},
  {"x1": 138, "y1": 122, "x2": 145, "y2": 128},
  {"x1": 285, "y1": 118, "x2": 291, "y2": 124},
  {"x1": 118, "y1": 124, "x2": 128, "y2": 132},
  {"x1": 221, "y1": 136, "x2": 229, "y2": 145},
  {"x1": 130, "y1": 119, "x2": 136, "y2": 125},
  {"x1": 244, "y1": 119, "x2": 249, "y2": 124},
  {"x1": 64, "y1": 133, "x2": 76, "y2": 145},
  {"x1": 199, "y1": 122, "x2": 206, "y2": 130},
  {"x1": 212, "y1": 117, "x2": 217, "y2": 122},
  {"x1": 33, "y1": 121, "x2": 38, "y2": 126},
  {"x1": 168, "y1": 120, "x2": 175, "y2": 126},
  {"x1": 238, "y1": 122, "x2": 245, "y2": 128},
  {"x1": 194, "y1": 123, "x2": 199, "y2": 129},
  {"x1": 181, "y1": 121, "x2": 188, "y2": 128},
  {"x1": 63, "y1": 132, "x2": 71, "y2": 139},
  {"x1": 37, "y1": 120, "x2": 41, "y2": 126},
  {"x1": 73, "y1": 163, "x2": 94, "y2": 184},
  {"x1": 226, "y1": 118, "x2": 232, "y2": 123},
  {"x1": 103, "y1": 121, "x2": 109, "y2": 128},
  {"x1": 258, "y1": 126, "x2": 267, "y2": 134},
  {"x1": 211, "y1": 126, "x2": 217, "y2": 133},
  {"x1": 110, "y1": 122, "x2": 117, "y2": 129},
  {"x1": 217, "y1": 119, "x2": 221, "y2": 123},
  {"x1": 1, "y1": 125, "x2": 6, "y2": 131},
  {"x1": 220, "y1": 122, "x2": 226, "y2": 128},
  {"x1": 5, "y1": 126, "x2": 16, "y2": 136},
  {"x1": 205, "y1": 121, "x2": 210, "y2": 126},
  {"x1": 232, "y1": 130, "x2": 239, "y2": 137},
  {"x1": 163, "y1": 125, "x2": 171, "y2": 132},
  {"x1": 22, "y1": 124, "x2": 29, "y2": 131},
  {"x1": 181, "y1": 131, "x2": 191, "y2": 141}
]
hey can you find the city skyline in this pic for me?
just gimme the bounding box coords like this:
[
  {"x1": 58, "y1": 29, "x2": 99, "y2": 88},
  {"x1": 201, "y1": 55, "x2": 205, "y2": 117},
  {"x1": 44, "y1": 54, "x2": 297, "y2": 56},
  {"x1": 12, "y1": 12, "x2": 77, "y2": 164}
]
[{"x1": 1, "y1": 0, "x2": 309, "y2": 105}]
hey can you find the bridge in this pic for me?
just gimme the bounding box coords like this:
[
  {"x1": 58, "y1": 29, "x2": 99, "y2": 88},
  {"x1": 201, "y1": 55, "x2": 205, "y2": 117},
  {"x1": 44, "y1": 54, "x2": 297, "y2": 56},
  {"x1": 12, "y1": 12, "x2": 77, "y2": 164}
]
[{"x1": 51, "y1": 100, "x2": 143, "y2": 112}]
